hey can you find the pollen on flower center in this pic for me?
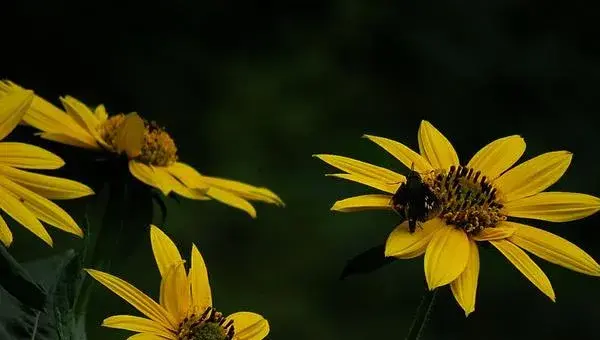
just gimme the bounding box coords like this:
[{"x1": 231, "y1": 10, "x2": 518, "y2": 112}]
[
  {"x1": 177, "y1": 307, "x2": 234, "y2": 340},
  {"x1": 98, "y1": 114, "x2": 178, "y2": 166},
  {"x1": 423, "y1": 165, "x2": 506, "y2": 234}
]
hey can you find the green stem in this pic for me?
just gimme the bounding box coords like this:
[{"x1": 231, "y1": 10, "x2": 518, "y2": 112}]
[{"x1": 404, "y1": 288, "x2": 438, "y2": 340}]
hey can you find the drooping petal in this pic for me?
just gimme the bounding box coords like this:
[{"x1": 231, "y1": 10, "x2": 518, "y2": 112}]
[
  {"x1": 0, "y1": 182, "x2": 52, "y2": 246},
  {"x1": 0, "y1": 176, "x2": 83, "y2": 237},
  {"x1": 159, "y1": 262, "x2": 189, "y2": 323},
  {"x1": 0, "y1": 142, "x2": 65, "y2": 169},
  {"x1": 424, "y1": 226, "x2": 470, "y2": 290},
  {"x1": 314, "y1": 154, "x2": 406, "y2": 185},
  {"x1": 417, "y1": 120, "x2": 459, "y2": 170},
  {"x1": 326, "y1": 173, "x2": 401, "y2": 194},
  {"x1": 466, "y1": 135, "x2": 526, "y2": 180},
  {"x1": 115, "y1": 113, "x2": 145, "y2": 158},
  {"x1": 384, "y1": 219, "x2": 443, "y2": 258},
  {"x1": 331, "y1": 194, "x2": 392, "y2": 212},
  {"x1": 509, "y1": 223, "x2": 600, "y2": 276},
  {"x1": 130, "y1": 161, "x2": 171, "y2": 195},
  {"x1": 0, "y1": 164, "x2": 94, "y2": 199},
  {"x1": 102, "y1": 315, "x2": 175, "y2": 339},
  {"x1": 85, "y1": 269, "x2": 176, "y2": 330},
  {"x1": 38, "y1": 132, "x2": 98, "y2": 149},
  {"x1": 166, "y1": 162, "x2": 209, "y2": 190},
  {"x1": 194, "y1": 176, "x2": 283, "y2": 206},
  {"x1": 490, "y1": 239, "x2": 555, "y2": 301},
  {"x1": 0, "y1": 88, "x2": 33, "y2": 140},
  {"x1": 362, "y1": 134, "x2": 433, "y2": 172},
  {"x1": 503, "y1": 192, "x2": 600, "y2": 222},
  {"x1": 189, "y1": 244, "x2": 212, "y2": 310},
  {"x1": 205, "y1": 187, "x2": 257, "y2": 218},
  {"x1": 450, "y1": 239, "x2": 479, "y2": 316},
  {"x1": 471, "y1": 224, "x2": 517, "y2": 241},
  {"x1": 0, "y1": 215, "x2": 13, "y2": 247},
  {"x1": 149, "y1": 166, "x2": 174, "y2": 196},
  {"x1": 226, "y1": 312, "x2": 269, "y2": 340},
  {"x1": 494, "y1": 151, "x2": 572, "y2": 202},
  {"x1": 150, "y1": 225, "x2": 184, "y2": 278}
]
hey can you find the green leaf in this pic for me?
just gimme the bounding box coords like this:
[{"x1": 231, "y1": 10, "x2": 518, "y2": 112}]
[{"x1": 340, "y1": 244, "x2": 397, "y2": 279}]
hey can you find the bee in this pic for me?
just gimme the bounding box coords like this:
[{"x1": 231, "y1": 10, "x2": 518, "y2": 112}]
[{"x1": 391, "y1": 167, "x2": 440, "y2": 233}]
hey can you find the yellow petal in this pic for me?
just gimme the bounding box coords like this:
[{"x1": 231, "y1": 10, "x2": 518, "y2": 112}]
[
  {"x1": 206, "y1": 187, "x2": 257, "y2": 218},
  {"x1": 150, "y1": 225, "x2": 184, "y2": 278},
  {"x1": 38, "y1": 132, "x2": 99, "y2": 149},
  {"x1": 417, "y1": 120, "x2": 459, "y2": 170},
  {"x1": 314, "y1": 154, "x2": 405, "y2": 185},
  {"x1": 159, "y1": 262, "x2": 189, "y2": 323},
  {"x1": 85, "y1": 269, "x2": 176, "y2": 330},
  {"x1": 95, "y1": 104, "x2": 108, "y2": 122},
  {"x1": 0, "y1": 215, "x2": 13, "y2": 247},
  {"x1": 127, "y1": 333, "x2": 170, "y2": 340},
  {"x1": 0, "y1": 183, "x2": 52, "y2": 246},
  {"x1": 150, "y1": 166, "x2": 174, "y2": 196},
  {"x1": 450, "y1": 239, "x2": 479, "y2": 316},
  {"x1": 424, "y1": 226, "x2": 470, "y2": 289},
  {"x1": 0, "y1": 88, "x2": 33, "y2": 140},
  {"x1": 198, "y1": 176, "x2": 284, "y2": 206},
  {"x1": 0, "y1": 176, "x2": 83, "y2": 237},
  {"x1": 503, "y1": 192, "x2": 600, "y2": 222},
  {"x1": 466, "y1": 135, "x2": 526, "y2": 180},
  {"x1": 102, "y1": 315, "x2": 175, "y2": 339},
  {"x1": 509, "y1": 223, "x2": 600, "y2": 276},
  {"x1": 130, "y1": 161, "x2": 170, "y2": 195},
  {"x1": 362, "y1": 134, "x2": 433, "y2": 172},
  {"x1": 326, "y1": 173, "x2": 401, "y2": 194},
  {"x1": 384, "y1": 219, "x2": 443, "y2": 258},
  {"x1": 331, "y1": 194, "x2": 392, "y2": 212},
  {"x1": 189, "y1": 244, "x2": 212, "y2": 310},
  {"x1": 494, "y1": 151, "x2": 572, "y2": 202},
  {"x1": 59, "y1": 96, "x2": 106, "y2": 148},
  {"x1": 490, "y1": 239, "x2": 555, "y2": 301},
  {"x1": 166, "y1": 162, "x2": 209, "y2": 190},
  {"x1": 115, "y1": 113, "x2": 145, "y2": 158},
  {"x1": 471, "y1": 224, "x2": 517, "y2": 241},
  {"x1": 0, "y1": 164, "x2": 94, "y2": 199},
  {"x1": 0, "y1": 142, "x2": 65, "y2": 169},
  {"x1": 226, "y1": 312, "x2": 269, "y2": 340}
]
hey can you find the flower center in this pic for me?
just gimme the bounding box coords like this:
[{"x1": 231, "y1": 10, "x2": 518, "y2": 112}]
[
  {"x1": 177, "y1": 307, "x2": 234, "y2": 340},
  {"x1": 423, "y1": 165, "x2": 506, "y2": 235},
  {"x1": 98, "y1": 114, "x2": 178, "y2": 166}
]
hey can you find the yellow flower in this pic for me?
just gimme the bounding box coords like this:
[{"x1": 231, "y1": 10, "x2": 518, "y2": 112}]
[
  {"x1": 86, "y1": 225, "x2": 269, "y2": 340},
  {"x1": 315, "y1": 120, "x2": 600, "y2": 316},
  {"x1": 0, "y1": 81, "x2": 283, "y2": 218},
  {"x1": 0, "y1": 87, "x2": 94, "y2": 246}
]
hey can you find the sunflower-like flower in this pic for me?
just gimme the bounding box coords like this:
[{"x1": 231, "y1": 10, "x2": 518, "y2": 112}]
[
  {"x1": 86, "y1": 225, "x2": 269, "y2": 340},
  {"x1": 0, "y1": 87, "x2": 94, "y2": 246},
  {"x1": 315, "y1": 120, "x2": 600, "y2": 315},
  {"x1": 0, "y1": 81, "x2": 283, "y2": 218}
]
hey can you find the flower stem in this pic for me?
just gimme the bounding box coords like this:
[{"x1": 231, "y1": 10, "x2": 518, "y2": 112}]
[{"x1": 404, "y1": 288, "x2": 438, "y2": 340}]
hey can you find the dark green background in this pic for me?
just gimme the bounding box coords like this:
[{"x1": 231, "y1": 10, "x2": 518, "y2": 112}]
[{"x1": 2, "y1": 1, "x2": 600, "y2": 339}]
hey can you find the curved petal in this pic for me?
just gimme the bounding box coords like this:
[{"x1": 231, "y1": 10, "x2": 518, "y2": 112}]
[
  {"x1": 0, "y1": 215, "x2": 13, "y2": 247},
  {"x1": 38, "y1": 132, "x2": 99, "y2": 149},
  {"x1": 417, "y1": 120, "x2": 459, "y2": 170},
  {"x1": 490, "y1": 239, "x2": 555, "y2": 301},
  {"x1": 471, "y1": 224, "x2": 517, "y2": 241},
  {"x1": 326, "y1": 173, "x2": 401, "y2": 194},
  {"x1": 384, "y1": 219, "x2": 443, "y2": 258},
  {"x1": 424, "y1": 226, "x2": 470, "y2": 289},
  {"x1": 199, "y1": 176, "x2": 284, "y2": 206},
  {"x1": 59, "y1": 96, "x2": 109, "y2": 148},
  {"x1": 450, "y1": 239, "x2": 479, "y2": 316},
  {"x1": 205, "y1": 187, "x2": 257, "y2": 218},
  {"x1": 226, "y1": 312, "x2": 269, "y2": 340},
  {"x1": 95, "y1": 104, "x2": 109, "y2": 122},
  {"x1": 149, "y1": 166, "x2": 175, "y2": 196},
  {"x1": 0, "y1": 164, "x2": 94, "y2": 199},
  {"x1": 331, "y1": 194, "x2": 392, "y2": 212},
  {"x1": 130, "y1": 161, "x2": 171, "y2": 195},
  {"x1": 159, "y1": 262, "x2": 189, "y2": 323},
  {"x1": 466, "y1": 135, "x2": 525, "y2": 180},
  {"x1": 503, "y1": 192, "x2": 600, "y2": 222},
  {"x1": 509, "y1": 223, "x2": 600, "y2": 276},
  {"x1": 362, "y1": 135, "x2": 433, "y2": 172},
  {"x1": 494, "y1": 151, "x2": 572, "y2": 202},
  {"x1": 314, "y1": 154, "x2": 406, "y2": 184},
  {"x1": 0, "y1": 142, "x2": 65, "y2": 169},
  {"x1": 115, "y1": 113, "x2": 145, "y2": 158},
  {"x1": 0, "y1": 88, "x2": 33, "y2": 140},
  {"x1": 150, "y1": 225, "x2": 184, "y2": 278},
  {"x1": 166, "y1": 162, "x2": 209, "y2": 190},
  {"x1": 85, "y1": 269, "x2": 176, "y2": 330},
  {"x1": 190, "y1": 244, "x2": 212, "y2": 310},
  {"x1": 102, "y1": 315, "x2": 175, "y2": 339}
]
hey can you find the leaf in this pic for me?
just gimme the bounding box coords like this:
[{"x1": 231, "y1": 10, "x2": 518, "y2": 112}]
[
  {"x1": 340, "y1": 244, "x2": 397, "y2": 279},
  {"x1": 0, "y1": 244, "x2": 47, "y2": 310}
]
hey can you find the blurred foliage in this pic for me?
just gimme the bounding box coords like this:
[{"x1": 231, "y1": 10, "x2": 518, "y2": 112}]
[{"x1": 2, "y1": 0, "x2": 600, "y2": 339}]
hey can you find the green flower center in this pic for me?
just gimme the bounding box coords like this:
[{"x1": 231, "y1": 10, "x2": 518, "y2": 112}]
[
  {"x1": 177, "y1": 307, "x2": 234, "y2": 340},
  {"x1": 424, "y1": 165, "x2": 506, "y2": 234}
]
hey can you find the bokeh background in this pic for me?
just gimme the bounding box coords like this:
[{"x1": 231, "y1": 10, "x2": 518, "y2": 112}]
[{"x1": 2, "y1": 1, "x2": 600, "y2": 339}]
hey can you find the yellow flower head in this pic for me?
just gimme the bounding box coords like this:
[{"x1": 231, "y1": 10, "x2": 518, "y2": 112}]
[
  {"x1": 0, "y1": 87, "x2": 94, "y2": 246},
  {"x1": 0, "y1": 81, "x2": 284, "y2": 218},
  {"x1": 86, "y1": 225, "x2": 269, "y2": 340},
  {"x1": 316, "y1": 120, "x2": 600, "y2": 316}
]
